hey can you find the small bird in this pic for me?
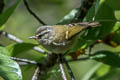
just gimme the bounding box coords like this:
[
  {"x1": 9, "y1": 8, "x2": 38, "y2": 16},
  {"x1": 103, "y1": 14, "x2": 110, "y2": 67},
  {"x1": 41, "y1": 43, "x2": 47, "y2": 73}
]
[{"x1": 29, "y1": 22, "x2": 100, "y2": 54}]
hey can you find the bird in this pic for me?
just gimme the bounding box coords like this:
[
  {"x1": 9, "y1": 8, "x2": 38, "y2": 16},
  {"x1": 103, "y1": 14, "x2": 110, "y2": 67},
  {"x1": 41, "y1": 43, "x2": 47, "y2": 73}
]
[{"x1": 29, "y1": 22, "x2": 100, "y2": 54}]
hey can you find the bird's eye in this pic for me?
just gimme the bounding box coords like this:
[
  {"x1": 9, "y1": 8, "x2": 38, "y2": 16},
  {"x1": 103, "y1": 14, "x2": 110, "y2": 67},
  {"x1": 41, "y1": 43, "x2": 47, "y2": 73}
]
[
  {"x1": 36, "y1": 30, "x2": 50, "y2": 39},
  {"x1": 37, "y1": 34, "x2": 42, "y2": 39}
]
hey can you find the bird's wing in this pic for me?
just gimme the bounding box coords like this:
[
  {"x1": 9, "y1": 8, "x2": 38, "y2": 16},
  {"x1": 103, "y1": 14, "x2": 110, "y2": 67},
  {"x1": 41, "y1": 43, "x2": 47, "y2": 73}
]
[{"x1": 66, "y1": 22, "x2": 100, "y2": 39}]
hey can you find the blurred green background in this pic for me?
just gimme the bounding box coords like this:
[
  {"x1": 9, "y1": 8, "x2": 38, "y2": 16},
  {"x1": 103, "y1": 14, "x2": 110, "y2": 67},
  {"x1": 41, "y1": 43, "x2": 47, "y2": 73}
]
[{"x1": 1, "y1": 0, "x2": 120, "y2": 80}]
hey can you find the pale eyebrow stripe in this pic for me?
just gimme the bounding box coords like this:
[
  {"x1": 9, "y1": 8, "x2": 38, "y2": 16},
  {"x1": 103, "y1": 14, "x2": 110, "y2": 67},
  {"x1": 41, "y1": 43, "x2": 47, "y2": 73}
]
[{"x1": 36, "y1": 29, "x2": 52, "y2": 37}]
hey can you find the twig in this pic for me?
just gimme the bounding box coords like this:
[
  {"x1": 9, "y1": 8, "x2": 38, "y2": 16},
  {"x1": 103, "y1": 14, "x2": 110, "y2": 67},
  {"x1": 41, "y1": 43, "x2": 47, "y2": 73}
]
[
  {"x1": 32, "y1": 67, "x2": 40, "y2": 80},
  {"x1": 67, "y1": 57, "x2": 89, "y2": 62},
  {"x1": 72, "y1": 0, "x2": 95, "y2": 22},
  {"x1": 0, "y1": 31, "x2": 47, "y2": 54},
  {"x1": 11, "y1": 57, "x2": 37, "y2": 65},
  {"x1": 63, "y1": 56, "x2": 75, "y2": 80},
  {"x1": 59, "y1": 55, "x2": 67, "y2": 80},
  {"x1": 0, "y1": 31, "x2": 23, "y2": 43},
  {"x1": 11, "y1": 54, "x2": 59, "y2": 80},
  {"x1": 0, "y1": 0, "x2": 97, "y2": 80},
  {"x1": 33, "y1": 46, "x2": 47, "y2": 54},
  {"x1": 0, "y1": 31, "x2": 58, "y2": 79},
  {"x1": 23, "y1": 0, "x2": 46, "y2": 25},
  {"x1": 38, "y1": 53, "x2": 58, "y2": 80},
  {"x1": 17, "y1": 62, "x2": 33, "y2": 65},
  {"x1": 59, "y1": 62, "x2": 67, "y2": 80}
]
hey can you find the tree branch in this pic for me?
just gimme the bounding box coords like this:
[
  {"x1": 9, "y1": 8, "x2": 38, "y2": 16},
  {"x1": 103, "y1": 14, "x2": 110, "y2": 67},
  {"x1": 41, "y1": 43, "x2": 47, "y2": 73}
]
[
  {"x1": 32, "y1": 67, "x2": 40, "y2": 80},
  {"x1": 59, "y1": 62, "x2": 67, "y2": 80},
  {"x1": 11, "y1": 57, "x2": 37, "y2": 65},
  {"x1": 72, "y1": 0, "x2": 95, "y2": 22},
  {"x1": 67, "y1": 57, "x2": 89, "y2": 62},
  {"x1": 23, "y1": 0, "x2": 46, "y2": 25},
  {"x1": 38, "y1": 53, "x2": 58, "y2": 79},
  {"x1": 63, "y1": 56, "x2": 75, "y2": 80},
  {"x1": 59, "y1": 55, "x2": 67, "y2": 80},
  {"x1": 0, "y1": 31, "x2": 47, "y2": 54}
]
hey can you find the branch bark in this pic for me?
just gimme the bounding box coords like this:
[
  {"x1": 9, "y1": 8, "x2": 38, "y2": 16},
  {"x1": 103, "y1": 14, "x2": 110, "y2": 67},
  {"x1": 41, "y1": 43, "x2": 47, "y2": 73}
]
[{"x1": 72, "y1": 0, "x2": 95, "y2": 22}]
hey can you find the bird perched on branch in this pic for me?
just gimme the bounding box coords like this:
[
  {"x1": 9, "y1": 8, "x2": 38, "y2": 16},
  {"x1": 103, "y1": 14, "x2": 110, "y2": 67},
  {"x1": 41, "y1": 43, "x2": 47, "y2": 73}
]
[{"x1": 30, "y1": 22, "x2": 100, "y2": 54}]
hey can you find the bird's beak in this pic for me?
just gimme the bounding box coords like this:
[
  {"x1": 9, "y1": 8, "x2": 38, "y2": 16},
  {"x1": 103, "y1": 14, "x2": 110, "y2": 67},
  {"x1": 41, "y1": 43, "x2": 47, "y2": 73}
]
[{"x1": 29, "y1": 36, "x2": 37, "y2": 39}]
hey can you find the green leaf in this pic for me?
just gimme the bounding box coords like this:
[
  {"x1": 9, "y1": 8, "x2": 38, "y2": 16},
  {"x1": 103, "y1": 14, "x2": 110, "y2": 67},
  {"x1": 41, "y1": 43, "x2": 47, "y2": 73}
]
[
  {"x1": 0, "y1": 0, "x2": 21, "y2": 29},
  {"x1": 90, "y1": 50, "x2": 120, "y2": 67},
  {"x1": 0, "y1": 51, "x2": 22, "y2": 80},
  {"x1": 83, "y1": 0, "x2": 120, "y2": 42},
  {"x1": 84, "y1": 1, "x2": 116, "y2": 39},
  {"x1": 0, "y1": 25, "x2": 5, "y2": 31},
  {"x1": 94, "y1": 0, "x2": 100, "y2": 16},
  {"x1": 81, "y1": 63, "x2": 102, "y2": 80},
  {"x1": 21, "y1": 65, "x2": 36, "y2": 80},
  {"x1": 0, "y1": 46, "x2": 11, "y2": 56},
  {"x1": 95, "y1": 64, "x2": 110, "y2": 78},
  {"x1": 6, "y1": 43, "x2": 36, "y2": 56},
  {"x1": 71, "y1": 0, "x2": 118, "y2": 52},
  {"x1": 57, "y1": 8, "x2": 79, "y2": 24},
  {"x1": 89, "y1": 64, "x2": 120, "y2": 80},
  {"x1": 44, "y1": 66, "x2": 60, "y2": 80},
  {"x1": 105, "y1": 0, "x2": 120, "y2": 10}
]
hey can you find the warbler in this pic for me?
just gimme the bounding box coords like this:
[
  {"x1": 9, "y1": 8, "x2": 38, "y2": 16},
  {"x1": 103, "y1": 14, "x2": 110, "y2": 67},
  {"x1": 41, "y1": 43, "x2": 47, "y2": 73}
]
[{"x1": 30, "y1": 22, "x2": 100, "y2": 54}]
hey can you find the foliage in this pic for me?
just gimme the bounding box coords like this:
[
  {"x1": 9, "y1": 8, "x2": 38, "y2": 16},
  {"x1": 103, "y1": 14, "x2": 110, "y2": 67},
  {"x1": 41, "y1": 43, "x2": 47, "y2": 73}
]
[
  {"x1": 0, "y1": 0, "x2": 120, "y2": 80},
  {"x1": 0, "y1": 47, "x2": 22, "y2": 80},
  {"x1": 0, "y1": 0, "x2": 21, "y2": 30}
]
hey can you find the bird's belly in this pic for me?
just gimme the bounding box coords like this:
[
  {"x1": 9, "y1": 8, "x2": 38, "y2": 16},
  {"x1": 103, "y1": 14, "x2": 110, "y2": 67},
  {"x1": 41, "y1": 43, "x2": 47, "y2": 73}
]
[
  {"x1": 43, "y1": 44, "x2": 72, "y2": 54},
  {"x1": 42, "y1": 38, "x2": 77, "y2": 54}
]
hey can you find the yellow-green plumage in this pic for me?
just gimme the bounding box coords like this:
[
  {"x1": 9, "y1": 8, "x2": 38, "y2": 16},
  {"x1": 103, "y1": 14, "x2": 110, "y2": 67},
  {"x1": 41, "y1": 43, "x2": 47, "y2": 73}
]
[{"x1": 30, "y1": 22, "x2": 100, "y2": 54}]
